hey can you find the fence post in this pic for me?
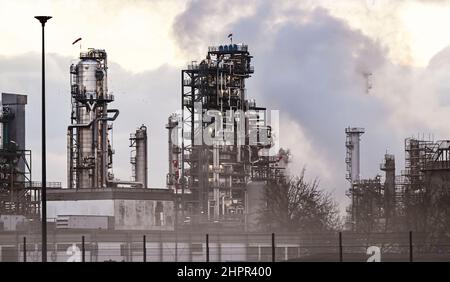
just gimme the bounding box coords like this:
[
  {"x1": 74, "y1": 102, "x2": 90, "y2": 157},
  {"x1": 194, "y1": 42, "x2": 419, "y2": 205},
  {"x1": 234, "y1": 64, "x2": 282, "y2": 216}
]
[
  {"x1": 23, "y1": 237, "x2": 27, "y2": 262},
  {"x1": 143, "y1": 235, "x2": 147, "y2": 262},
  {"x1": 409, "y1": 231, "x2": 413, "y2": 262},
  {"x1": 81, "y1": 235, "x2": 85, "y2": 263},
  {"x1": 339, "y1": 232, "x2": 343, "y2": 262},
  {"x1": 271, "y1": 233, "x2": 275, "y2": 262},
  {"x1": 159, "y1": 232, "x2": 163, "y2": 262},
  {"x1": 206, "y1": 234, "x2": 209, "y2": 262}
]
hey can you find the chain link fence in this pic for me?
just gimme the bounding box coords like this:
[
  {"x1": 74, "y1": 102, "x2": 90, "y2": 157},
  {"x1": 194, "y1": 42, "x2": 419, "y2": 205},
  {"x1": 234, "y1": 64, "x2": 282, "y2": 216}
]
[{"x1": 1, "y1": 231, "x2": 449, "y2": 262}]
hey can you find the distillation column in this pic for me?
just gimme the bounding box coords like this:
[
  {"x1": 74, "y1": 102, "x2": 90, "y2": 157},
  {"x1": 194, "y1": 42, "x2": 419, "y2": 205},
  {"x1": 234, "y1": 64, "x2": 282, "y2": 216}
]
[
  {"x1": 345, "y1": 127, "x2": 365, "y2": 231},
  {"x1": 68, "y1": 49, "x2": 119, "y2": 189},
  {"x1": 166, "y1": 114, "x2": 180, "y2": 192},
  {"x1": 131, "y1": 125, "x2": 148, "y2": 188},
  {"x1": 381, "y1": 154, "x2": 396, "y2": 226},
  {"x1": 345, "y1": 127, "x2": 365, "y2": 183}
]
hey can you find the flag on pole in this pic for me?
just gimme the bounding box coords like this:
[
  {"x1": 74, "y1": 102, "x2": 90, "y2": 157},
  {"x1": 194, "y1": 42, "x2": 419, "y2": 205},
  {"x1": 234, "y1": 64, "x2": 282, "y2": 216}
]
[
  {"x1": 228, "y1": 33, "x2": 233, "y2": 38},
  {"x1": 72, "y1": 37, "x2": 82, "y2": 45}
]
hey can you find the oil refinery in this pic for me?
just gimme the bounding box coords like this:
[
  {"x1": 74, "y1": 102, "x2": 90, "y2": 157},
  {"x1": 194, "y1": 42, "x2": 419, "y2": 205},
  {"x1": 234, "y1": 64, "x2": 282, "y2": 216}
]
[
  {"x1": 1, "y1": 38, "x2": 450, "y2": 262},
  {"x1": 1, "y1": 39, "x2": 450, "y2": 262},
  {"x1": 0, "y1": 44, "x2": 286, "y2": 235},
  {"x1": 3, "y1": 0, "x2": 450, "y2": 264}
]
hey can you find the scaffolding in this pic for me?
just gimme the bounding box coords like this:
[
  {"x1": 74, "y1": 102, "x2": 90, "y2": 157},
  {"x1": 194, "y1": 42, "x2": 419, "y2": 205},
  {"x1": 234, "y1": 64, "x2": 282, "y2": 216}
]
[{"x1": 0, "y1": 148, "x2": 38, "y2": 216}]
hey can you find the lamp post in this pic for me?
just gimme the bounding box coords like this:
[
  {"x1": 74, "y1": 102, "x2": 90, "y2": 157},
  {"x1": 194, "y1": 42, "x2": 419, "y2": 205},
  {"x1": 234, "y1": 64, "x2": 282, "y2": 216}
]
[{"x1": 35, "y1": 15, "x2": 51, "y2": 263}]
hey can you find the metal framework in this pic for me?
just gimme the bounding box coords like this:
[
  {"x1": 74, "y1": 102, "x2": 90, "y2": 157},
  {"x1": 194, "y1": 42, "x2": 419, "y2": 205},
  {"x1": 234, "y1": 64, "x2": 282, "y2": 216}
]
[
  {"x1": 345, "y1": 128, "x2": 398, "y2": 232},
  {"x1": 399, "y1": 138, "x2": 450, "y2": 233},
  {"x1": 0, "y1": 95, "x2": 39, "y2": 217},
  {"x1": 346, "y1": 136, "x2": 450, "y2": 235},
  {"x1": 0, "y1": 148, "x2": 38, "y2": 216},
  {"x1": 179, "y1": 43, "x2": 278, "y2": 227}
]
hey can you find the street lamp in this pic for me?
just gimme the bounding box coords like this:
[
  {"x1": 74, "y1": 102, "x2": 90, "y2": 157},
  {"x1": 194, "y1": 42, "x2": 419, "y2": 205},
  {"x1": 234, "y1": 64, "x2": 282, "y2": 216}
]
[{"x1": 35, "y1": 15, "x2": 51, "y2": 263}]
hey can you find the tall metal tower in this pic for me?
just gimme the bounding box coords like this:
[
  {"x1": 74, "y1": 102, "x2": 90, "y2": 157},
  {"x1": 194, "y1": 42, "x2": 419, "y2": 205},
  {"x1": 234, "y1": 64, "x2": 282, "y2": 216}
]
[
  {"x1": 179, "y1": 43, "x2": 273, "y2": 226},
  {"x1": 129, "y1": 125, "x2": 148, "y2": 188},
  {"x1": 67, "y1": 49, "x2": 119, "y2": 189},
  {"x1": 345, "y1": 127, "x2": 365, "y2": 183}
]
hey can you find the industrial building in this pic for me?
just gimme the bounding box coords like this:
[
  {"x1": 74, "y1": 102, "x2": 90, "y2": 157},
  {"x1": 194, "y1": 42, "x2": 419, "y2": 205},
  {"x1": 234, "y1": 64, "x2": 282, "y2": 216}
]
[
  {"x1": 0, "y1": 93, "x2": 40, "y2": 230},
  {"x1": 43, "y1": 48, "x2": 174, "y2": 231},
  {"x1": 167, "y1": 43, "x2": 285, "y2": 230},
  {"x1": 0, "y1": 48, "x2": 174, "y2": 232},
  {"x1": 345, "y1": 127, "x2": 401, "y2": 232},
  {"x1": 0, "y1": 44, "x2": 286, "y2": 234},
  {"x1": 345, "y1": 127, "x2": 450, "y2": 240},
  {"x1": 2, "y1": 41, "x2": 450, "y2": 261}
]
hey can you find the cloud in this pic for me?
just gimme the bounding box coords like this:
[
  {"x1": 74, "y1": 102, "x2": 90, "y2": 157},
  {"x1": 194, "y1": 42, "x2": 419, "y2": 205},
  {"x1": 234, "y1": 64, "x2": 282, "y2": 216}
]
[
  {"x1": 171, "y1": 0, "x2": 257, "y2": 59},
  {"x1": 0, "y1": 0, "x2": 184, "y2": 72}
]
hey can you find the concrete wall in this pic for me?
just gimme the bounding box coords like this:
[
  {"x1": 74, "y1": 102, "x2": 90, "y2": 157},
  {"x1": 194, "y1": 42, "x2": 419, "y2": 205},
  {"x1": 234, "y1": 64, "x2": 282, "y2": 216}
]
[
  {"x1": 48, "y1": 199, "x2": 174, "y2": 231},
  {"x1": 48, "y1": 200, "x2": 115, "y2": 219},
  {"x1": 114, "y1": 199, "x2": 174, "y2": 231}
]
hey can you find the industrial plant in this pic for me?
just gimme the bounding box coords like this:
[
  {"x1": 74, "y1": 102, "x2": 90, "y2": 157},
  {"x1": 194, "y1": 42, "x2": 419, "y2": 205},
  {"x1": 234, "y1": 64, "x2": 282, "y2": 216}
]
[
  {"x1": 345, "y1": 127, "x2": 450, "y2": 242},
  {"x1": 167, "y1": 44, "x2": 285, "y2": 230},
  {"x1": 1, "y1": 40, "x2": 450, "y2": 262},
  {"x1": 0, "y1": 43, "x2": 284, "y2": 233}
]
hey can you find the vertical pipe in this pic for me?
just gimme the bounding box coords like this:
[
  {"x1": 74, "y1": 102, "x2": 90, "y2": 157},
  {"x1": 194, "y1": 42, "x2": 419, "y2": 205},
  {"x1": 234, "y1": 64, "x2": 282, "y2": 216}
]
[
  {"x1": 206, "y1": 234, "x2": 209, "y2": 262},
  {"x1": 352, "y1": 134, "x2": 360, "y2": 182},
  {"x1": 271, "y1": 233, "x2": 275, "y2": 262},
  {"x1": 339, "y1": 232, "x2": 343, "y2": 262},
  {"x1": 81, "y1": 236, "x2": 85, "y2": 262},
  {"x1": 409, "y1": 231, "x2": 413, "y2": 262},
  {"x1": 23, "y1": 237, "x2": 26, "y2": 262},
  {"x1": 143, "y1": 235, "x2": 146, "y2": 262},
  {"x1": 180, "y1": 71, "x2": 185, "y2": 219}
]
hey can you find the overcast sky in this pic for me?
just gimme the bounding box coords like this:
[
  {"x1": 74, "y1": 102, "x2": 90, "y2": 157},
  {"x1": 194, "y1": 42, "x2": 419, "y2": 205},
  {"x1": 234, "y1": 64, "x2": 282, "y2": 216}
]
[{"x1": 2, "y1": 0, "x2": 450, "y2": 212}]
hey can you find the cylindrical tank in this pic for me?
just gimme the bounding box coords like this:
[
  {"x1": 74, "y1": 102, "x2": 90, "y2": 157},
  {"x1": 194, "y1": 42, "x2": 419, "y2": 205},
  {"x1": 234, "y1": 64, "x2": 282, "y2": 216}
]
[
  {"x1": 68, "y1": 49, "x2": 113, "y2": 189},
  {"x1": 77, "y1": 59, "x2": 100, "y2": 99},
  {"x1": 134, "y1": 125, "x2": 148, "y2": 188},
  {"x1": 75, "y1": 58, "x2": 104, "y2": 188}
]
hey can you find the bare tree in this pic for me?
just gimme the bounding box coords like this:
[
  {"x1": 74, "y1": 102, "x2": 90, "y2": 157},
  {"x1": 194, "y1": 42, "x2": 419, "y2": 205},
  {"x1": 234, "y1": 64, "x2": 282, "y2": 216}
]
[{"x1": 258, "y1": 168, "x2": 341, "y2": 233}]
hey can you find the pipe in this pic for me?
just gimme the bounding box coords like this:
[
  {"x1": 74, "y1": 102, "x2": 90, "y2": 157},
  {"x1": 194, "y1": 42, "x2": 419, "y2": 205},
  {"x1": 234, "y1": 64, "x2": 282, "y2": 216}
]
[
  {"x1": 99, "y1": 109, "x2": 119, "y2": 121},
  {"x1": 107, "y1": 179, "x2": 144, "y2": 188}
]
